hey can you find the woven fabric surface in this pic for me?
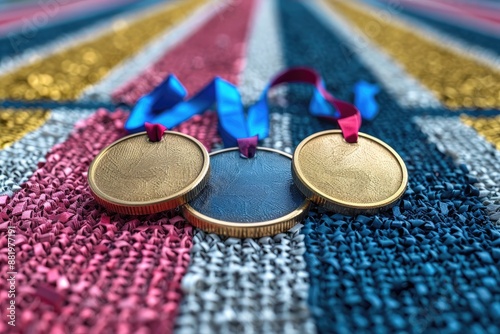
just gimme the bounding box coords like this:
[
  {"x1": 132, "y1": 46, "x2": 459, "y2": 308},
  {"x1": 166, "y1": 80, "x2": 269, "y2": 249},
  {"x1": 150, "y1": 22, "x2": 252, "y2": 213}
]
[
  {"x1": 277, "y1": 1, "x2": 500, "y2": 333},
  {"x1": 0, "y1": 109, "x2": 93, "y2": 197},
  {"x1": 0, "y1": 0, "x2": 500, "y2": 333},
  {"x1": 175, "y1": 2, "x2": 316, "y2": 333}
]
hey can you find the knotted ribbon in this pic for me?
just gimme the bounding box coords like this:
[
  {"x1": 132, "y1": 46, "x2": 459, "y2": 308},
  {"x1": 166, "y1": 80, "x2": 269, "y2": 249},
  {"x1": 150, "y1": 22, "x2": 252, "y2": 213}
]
[{"x1": 126, "y1": 67, "x2": 376, "y2": 157}]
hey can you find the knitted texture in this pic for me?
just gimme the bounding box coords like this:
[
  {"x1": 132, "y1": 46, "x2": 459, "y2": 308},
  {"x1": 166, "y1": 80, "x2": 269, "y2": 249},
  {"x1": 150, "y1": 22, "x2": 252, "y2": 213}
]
[
  {"x1": 0, "y1": 108, "x2": 220, "y2": 333},
  {"x1": 175, "y1": 2, "x2": 316, "y2": 333},
  {"x1": 277, "y1": 1, "x2": 500, "y2": 333},
  {"x1": 415, "y1": 116, "x2": 500, "y2": 226},
  {"x1": 0, "y1": 109, "x2": 93, "y2": 196},
  {"x1": 1, "y1": 0, "x2": 500, "y2": 333},
  {"x1": 0, "y1": 109, "x2": 49, "y2": 149}
]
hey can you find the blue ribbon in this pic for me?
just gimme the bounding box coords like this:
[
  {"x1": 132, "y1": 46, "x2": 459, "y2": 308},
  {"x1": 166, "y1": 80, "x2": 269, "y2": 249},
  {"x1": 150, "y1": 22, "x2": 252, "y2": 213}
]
[
  {"x1": 354, "y1": 80, "x2": 380, "y2": 121},
  {"x1": 125, "y1": 72, "x2": 379, "y2": 148},
  {"x1": 126, "y1": 75, "x2": 250, "y2": 148}
]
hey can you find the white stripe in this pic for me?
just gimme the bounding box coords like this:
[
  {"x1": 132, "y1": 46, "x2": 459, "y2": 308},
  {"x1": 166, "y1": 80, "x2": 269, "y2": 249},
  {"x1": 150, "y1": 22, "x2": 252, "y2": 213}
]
[
  {"x1": 261, "y1": 113, "x2": 293, "y2": 154},
  {"x1": 414, "y1": 116, "x2": 500, "y2": 226},
  {"x1": 238, "y1": 0, "x2": 287, "y2": 106},
  {"x1": 305, "y1": 0, "x2": 442, "y2": 108},
  {"x1": 175, "y1": 1, "x2": 316, "y2": 333},
  {"x1": 0, "y1": 109, "x2": 93, "y2": 196},
  {"x1": 79, "y1": 0, "x2": 226, "y2": 103}
]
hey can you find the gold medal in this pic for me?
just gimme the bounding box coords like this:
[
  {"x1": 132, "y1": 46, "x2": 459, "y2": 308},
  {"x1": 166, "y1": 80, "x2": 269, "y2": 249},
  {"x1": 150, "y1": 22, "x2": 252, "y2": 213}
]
[
  {"x1": 88, "y1": 131, "x2": 210, "y2": 215},
  {"x1": 292, "y1": 130, "x2": 408, "y2": 215},
  {"x1": 183, "y1": 147, "x2": 310, "y2": 238}
]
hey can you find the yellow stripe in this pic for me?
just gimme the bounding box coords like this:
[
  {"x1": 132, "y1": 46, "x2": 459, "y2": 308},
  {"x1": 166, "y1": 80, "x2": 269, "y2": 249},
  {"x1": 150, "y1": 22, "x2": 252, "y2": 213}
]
[
  {"x1": 0, "y1": 109, "x2": 50, "y2": 149},
  {"x1": 327, "y1": 0, "x2": 500, "y2": 110},
  {"x1": 0, "y1": 0, "x2": 205, "y2": 101},
  {"x1": 462, "y1": 115, "x2": 500, "y2": 150}
]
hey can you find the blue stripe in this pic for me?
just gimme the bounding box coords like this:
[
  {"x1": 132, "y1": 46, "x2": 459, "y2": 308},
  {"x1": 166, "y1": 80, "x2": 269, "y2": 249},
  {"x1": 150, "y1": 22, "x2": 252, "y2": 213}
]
[{"x1": 277, "y1": 1, "x2": 500, "y2": 333}]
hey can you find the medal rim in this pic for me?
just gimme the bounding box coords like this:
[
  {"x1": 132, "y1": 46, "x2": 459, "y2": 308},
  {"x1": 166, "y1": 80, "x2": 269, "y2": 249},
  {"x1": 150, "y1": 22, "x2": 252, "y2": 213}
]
[
  {"x1": 88, "y1": 131, "x2": 210, "y2": 215},
  {"x1": 292, "y1": 130, "x2": 408, "y2": 213},
  {"x1": 183, "y1": 147, "x2": 311, "y2": 238}
]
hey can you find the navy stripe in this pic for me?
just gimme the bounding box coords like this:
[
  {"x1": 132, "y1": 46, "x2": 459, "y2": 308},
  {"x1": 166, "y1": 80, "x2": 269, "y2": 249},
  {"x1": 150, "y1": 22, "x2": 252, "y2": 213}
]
[{"x1": 277, "y1": 1, "x2": 500, "y2": 333}]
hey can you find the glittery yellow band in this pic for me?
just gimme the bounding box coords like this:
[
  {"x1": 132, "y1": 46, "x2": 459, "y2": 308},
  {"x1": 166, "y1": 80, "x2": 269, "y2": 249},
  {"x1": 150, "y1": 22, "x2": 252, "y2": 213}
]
[
  {"x1": 0, "y1": 0, "x2": 206, "y2": 101},
  {"x1": 328, "y1": 0, "x2": 500, "y2": 110},
  {"x1": 0, "y1": 109, "x2": 50, "y2": 149},
  {"x1": 462, "y1": 115, "x2": 500, "y2": 150}
]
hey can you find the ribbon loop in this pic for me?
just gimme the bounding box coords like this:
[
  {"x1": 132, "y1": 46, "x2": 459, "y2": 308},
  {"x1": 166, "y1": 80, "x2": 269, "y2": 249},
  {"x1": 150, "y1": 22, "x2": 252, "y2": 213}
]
[
  {"x1": 249, "y1": 67, "x2": 362, "y2": 143},
  {"x1": 126, "y1": 75, "x2": 186, "y2": 133},
  {"x1": 145, "y1": 122, "x2": 167, "y2": 142},
  {"x1": 126, "y1": 67, "x2": 363, "y2": 149},
  {"x1": 237, "y1": 136, "x2": 258, "y2": 158}
]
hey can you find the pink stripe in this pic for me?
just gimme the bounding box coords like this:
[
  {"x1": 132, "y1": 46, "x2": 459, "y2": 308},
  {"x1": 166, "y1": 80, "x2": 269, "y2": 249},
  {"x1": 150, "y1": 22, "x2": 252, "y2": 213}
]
[
  {"x1": 396, "y1": 0, "x2": 500, "y2": 33},
  {"x1": 0, "y1": 2, "x2": 257, "y2": 328},
  {"x1": 432, "y1": 0, "x2": 500, "y2": 23},
  {"x1": 112, "y1": 0, "x2": 257, "y2": 106},
  {"x1": 0, "y1": 108, "x2": 217, "y2": 333}
]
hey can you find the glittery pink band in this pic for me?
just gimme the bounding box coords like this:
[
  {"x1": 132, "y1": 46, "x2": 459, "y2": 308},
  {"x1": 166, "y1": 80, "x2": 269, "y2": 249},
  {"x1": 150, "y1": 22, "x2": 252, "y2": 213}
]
[
  {"x1": 0, "y1": 109, "x2": 216, "y2": 332},
  {"x1": 112, "y1": 0, "x2": 255, "y2": 106}
]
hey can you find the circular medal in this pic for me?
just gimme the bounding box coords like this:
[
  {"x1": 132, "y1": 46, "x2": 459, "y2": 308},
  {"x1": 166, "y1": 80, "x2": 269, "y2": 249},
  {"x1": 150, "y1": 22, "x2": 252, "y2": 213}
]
[
  {"x1": 88, "y1": 131, "x2": 210, "y2": 215},
  {"x1": 292, "y1": 130, "x2": 408, "y2": 215},
  {"x1": 183, "y1": 147, "x2": 310, "y2": 238}
]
